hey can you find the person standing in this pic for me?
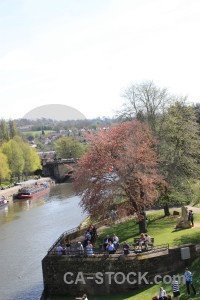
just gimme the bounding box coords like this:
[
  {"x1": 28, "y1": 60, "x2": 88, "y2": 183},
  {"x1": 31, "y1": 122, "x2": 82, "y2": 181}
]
[
  {"x1": 111, "y1": 209, "x2": 117, "y2": 223},
  {"x1": 123, "y1": 241, "x2": 130, "y2": 255},
  {"x1": 190, "y1": 211, "x2": 194, "y2": 227},
  {"x1": 65, "y1": 239, "x2": 71, "y2": 255},
  {"x1": 77, "y1": 242, "x2": 84, "y2": 255},
  {"x1": 188, "y1": 210, "x2": 192, "y2": 222},
  {"x1": 184, "y1": 267, "x2": 196, "y2": 295},
  {"x1": 86, "y1": 241, "x2": 94, "y2": 256},
  {"x1": 171, "y1": 279, "x2": 180, "y2": 300},
  {"x1": 56, "y1": 243, "x2": 64, "y2": 256}
]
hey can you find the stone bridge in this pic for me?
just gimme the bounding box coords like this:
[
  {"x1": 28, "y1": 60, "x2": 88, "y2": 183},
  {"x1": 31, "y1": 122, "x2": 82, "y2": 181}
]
[{"x1": 42, "y1": 158, "x2": 77, "y2": 183}]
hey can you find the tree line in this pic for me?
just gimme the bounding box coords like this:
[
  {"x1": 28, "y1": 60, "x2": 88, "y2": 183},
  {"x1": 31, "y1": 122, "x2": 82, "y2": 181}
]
[
  {"x1": 0, "y1": 120, "x2": 41, "y2": 183},
  {"x1": 73, "y1": 81, "x2": 200, "y2": 232}
]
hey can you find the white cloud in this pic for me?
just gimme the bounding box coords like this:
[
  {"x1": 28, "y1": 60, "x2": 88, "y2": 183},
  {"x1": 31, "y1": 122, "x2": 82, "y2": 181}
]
[{"x1": 0, "y1": 51, "x2": 38, "y2": 71}]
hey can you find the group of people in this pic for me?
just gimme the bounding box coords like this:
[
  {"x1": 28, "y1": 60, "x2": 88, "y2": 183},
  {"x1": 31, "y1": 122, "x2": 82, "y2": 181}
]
[
  {"x1": 56, "y1": 238, "x2": 72, "y2": 256},
  {"x1": 103, "y1": 234, "x2": 119, "y2": 253},
  {"x1": 83, "y1": 225, "x2": 97, "y2": 247},
  {"x1": 188, "y1": 210, "x2": 194, "y2": 227},
  {"x1": 103, "y1": 234, "x2": 132, "y2": 255},
  {"x1": 56, "y1": 225, "x2": 97, "y2": 256},
  {"x1": 154, "y1": 267, "x2": 196, "y2": 300}
]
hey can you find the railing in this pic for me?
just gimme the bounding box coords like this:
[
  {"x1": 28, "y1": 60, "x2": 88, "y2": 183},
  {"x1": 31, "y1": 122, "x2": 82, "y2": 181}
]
[
  {"x1": 48, "y1": 242, "x2": 169, "y2": 256},
  {"x1": 133, "y1": 243, "x2": 169, "y2": 255},
  {"x1": 47, "y1": 217, "x2": 114, "y2": 255},
  {"x1": 47, "y1": 226, "x2": 79, "y2": 254}
]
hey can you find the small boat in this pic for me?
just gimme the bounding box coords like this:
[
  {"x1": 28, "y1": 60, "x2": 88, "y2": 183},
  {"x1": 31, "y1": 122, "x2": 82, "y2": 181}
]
[
  {"x1": 0, "y1": 196, "x2": 9, "y2": 208},
  {"x1": 15, "y1": 182, "x2": 50, "y2": 199}
]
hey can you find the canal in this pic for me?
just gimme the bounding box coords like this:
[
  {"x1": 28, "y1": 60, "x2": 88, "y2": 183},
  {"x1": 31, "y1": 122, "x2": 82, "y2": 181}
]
[{"x1": 0, "y1": 183, "x2": 87, "y2": 300}]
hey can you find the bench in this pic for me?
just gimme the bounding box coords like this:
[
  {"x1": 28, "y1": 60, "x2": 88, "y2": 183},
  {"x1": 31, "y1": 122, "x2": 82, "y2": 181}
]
[{"x1": 133, "y1": 237, "x2": 154, "y2": 251}]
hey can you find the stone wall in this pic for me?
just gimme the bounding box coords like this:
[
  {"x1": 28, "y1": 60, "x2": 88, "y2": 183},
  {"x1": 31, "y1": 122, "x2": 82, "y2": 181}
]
[{"x1": 42, "y1": 244, "x2": 199, "y2": 297}]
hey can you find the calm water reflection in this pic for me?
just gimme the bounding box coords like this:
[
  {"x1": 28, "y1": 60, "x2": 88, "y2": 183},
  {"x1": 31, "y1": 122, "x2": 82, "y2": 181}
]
[{"x1": 0, "y1": 183, "x2": 87, "y2": 300}]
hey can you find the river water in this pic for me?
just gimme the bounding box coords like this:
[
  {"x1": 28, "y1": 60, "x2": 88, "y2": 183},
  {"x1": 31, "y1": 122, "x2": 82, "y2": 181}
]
[{"x1": 0, "y1": 183, "x2": 87, "y2": 300}]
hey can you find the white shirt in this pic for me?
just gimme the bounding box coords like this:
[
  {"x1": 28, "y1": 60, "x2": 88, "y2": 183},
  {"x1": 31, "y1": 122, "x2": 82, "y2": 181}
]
[
  {"x1": 145, "y1": 235, "x2": 151, "y2": 243},
  {"x1": 113, "y1": 235, "x2": 119, "y2": 243},
  {"x1": 158, "y1": 289, "x2": 166, "y2": 297}
]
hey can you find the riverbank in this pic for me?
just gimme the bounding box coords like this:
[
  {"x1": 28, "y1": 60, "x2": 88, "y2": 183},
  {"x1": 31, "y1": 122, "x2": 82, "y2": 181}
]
[{"x1": 0, "y1": 177, "x2": 55, "y2": 200}]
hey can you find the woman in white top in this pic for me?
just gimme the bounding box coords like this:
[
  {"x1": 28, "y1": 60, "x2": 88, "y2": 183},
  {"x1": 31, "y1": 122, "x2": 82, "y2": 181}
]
[{"x1": 158, "y1": 287, "x2": 167, "y2": 300}]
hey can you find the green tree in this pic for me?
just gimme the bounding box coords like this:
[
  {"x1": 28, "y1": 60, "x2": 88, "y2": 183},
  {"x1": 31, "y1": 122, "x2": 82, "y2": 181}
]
[
  {"x1": 13, "y1": 136, "x2": 42, "y2": 177},
  {"x1": 157, "y1": 101, "x2": 200, "y2": 214},
  {"x1": 55, "y1": 137, "x2": 85, "y2": 159},
  {"x1": 1, "y1": 140, "x2": 24, "y2": 181},
  {"x1": 9, "y1": 120, "x2": 17, "y2": 139},
  {"x1": 22, "y1": 144, "x2": 42, "y2": 176},
  {"x1": 0, "y1": 119, "x2": 9, "y2": 142},
  {"x1": 0, "y1": 151, "x2": 10, "y2": 183}
]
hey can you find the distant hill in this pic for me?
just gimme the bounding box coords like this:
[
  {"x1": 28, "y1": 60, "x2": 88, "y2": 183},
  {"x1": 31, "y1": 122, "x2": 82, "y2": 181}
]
[{"x1": 23, "y1": 104, "x2": 86, "y2": 121}]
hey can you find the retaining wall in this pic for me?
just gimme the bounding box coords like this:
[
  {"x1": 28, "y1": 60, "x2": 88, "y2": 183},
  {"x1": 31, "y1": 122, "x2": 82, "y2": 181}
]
[{"x1": 42, "y1": 243, "x2": 200, "y2": 297}]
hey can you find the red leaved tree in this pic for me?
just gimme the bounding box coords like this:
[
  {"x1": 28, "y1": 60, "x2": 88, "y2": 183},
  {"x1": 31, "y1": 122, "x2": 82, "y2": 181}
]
[{"x1": 73, "y1": 120, "x2": 165, "y2": 233}]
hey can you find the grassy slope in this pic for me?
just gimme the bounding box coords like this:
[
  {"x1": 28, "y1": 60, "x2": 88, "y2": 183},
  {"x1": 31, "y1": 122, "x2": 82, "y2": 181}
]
[
  {"x1": 52, "y1": 211, "x2": 200, "y2": 300},
  {"x1": 97, "y1": 211, "x2": 200, "y2": 247}
]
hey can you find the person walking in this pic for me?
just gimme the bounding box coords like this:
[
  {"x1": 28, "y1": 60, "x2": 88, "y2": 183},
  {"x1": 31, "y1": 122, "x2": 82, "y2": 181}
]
[{"x1": 184, "y1": 267, "x2": 196, "y2": 295}]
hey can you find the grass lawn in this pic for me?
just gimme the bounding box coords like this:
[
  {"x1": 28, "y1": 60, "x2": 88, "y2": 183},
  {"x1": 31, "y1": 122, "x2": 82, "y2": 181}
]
[
  {"x1": 22, "y1": 130, "x2": 56, "y2": 136},
  {"x1": 52, "y1": 211, "x2": 200, "y2": 300},
  {"x1": 97, "y1": 211, "x2": 200, "y2": 247}
]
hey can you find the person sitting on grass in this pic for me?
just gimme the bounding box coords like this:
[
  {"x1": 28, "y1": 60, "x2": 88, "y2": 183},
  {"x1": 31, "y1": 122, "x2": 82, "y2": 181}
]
[
  {"x1": 158, "y1": 287, "x2": 167, "y2": 300},
  {"x1": 106, "y1": 240, "x2": 115, "y2": 254},
  {"x1": 123, "y1": 241, "x2": 130, "y2": 255}
]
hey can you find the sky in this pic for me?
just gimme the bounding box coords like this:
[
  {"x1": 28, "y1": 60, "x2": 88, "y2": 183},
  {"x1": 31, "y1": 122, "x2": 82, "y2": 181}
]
[{"x1": 0, "y1": 0, "x2": 200, "y2": 120}]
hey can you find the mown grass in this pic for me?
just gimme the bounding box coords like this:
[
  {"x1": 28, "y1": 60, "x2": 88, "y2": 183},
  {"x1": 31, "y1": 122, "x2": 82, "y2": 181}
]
[{"x1": 97, "y1": 211, "x2": 200, "y2": 247}]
